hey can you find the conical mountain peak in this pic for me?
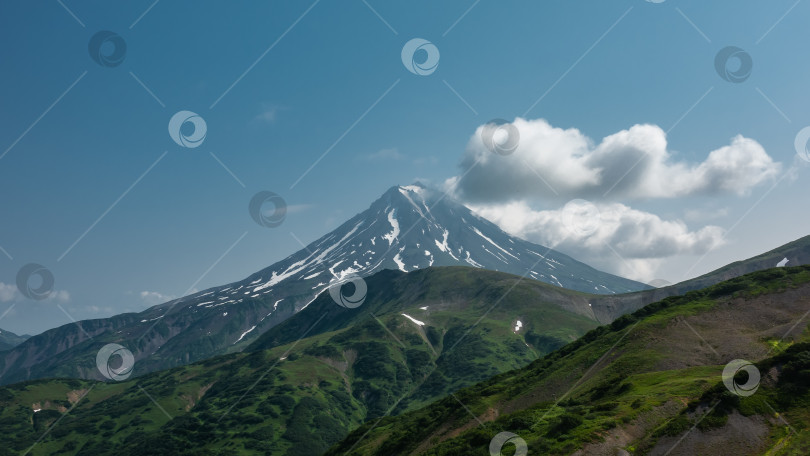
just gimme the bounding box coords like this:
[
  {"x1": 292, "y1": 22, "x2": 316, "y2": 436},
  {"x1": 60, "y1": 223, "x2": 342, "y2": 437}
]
[{"x1": 0, "y1": 184, "x2": 649, "y2": 385}]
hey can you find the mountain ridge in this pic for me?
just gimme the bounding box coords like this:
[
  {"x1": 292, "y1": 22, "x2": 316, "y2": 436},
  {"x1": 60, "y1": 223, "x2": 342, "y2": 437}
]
[
  {"x1": 3, "y1": 266, "x2": 808, "y2": 455},
  {"x1": 0, "y1": 184, "x2": 646, "y2": 385},
  {"x1": 0, "y1": 266, "x2": 608, "y2": 455},
  {"x1": 327, "y1": 265, "x2": 810, "y2": 455},
  {"x1": 0, "y1": 328, "x2": 29, "y2": 352}
]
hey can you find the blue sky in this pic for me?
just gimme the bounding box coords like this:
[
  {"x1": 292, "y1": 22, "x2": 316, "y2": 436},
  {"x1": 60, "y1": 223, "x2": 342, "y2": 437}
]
[{"x1": 1, "y1": 0, "x2": 809, "y2": 335}]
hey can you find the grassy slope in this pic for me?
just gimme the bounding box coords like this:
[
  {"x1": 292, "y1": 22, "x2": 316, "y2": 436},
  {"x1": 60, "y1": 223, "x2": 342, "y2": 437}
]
[
  {"x1": 585, "y1": 235, "x2": 810, "y2": 323},
  {"x1": 0, "y1": 267, "x2": 600, "y2": 456},
  {"x1": 327, "y1": 266, "x2": 810, "y2": 456}
]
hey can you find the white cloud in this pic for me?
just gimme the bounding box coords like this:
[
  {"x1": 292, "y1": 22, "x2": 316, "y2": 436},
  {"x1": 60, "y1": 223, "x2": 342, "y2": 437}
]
[
  {"x1": 285, "y1": 204, "x2": 313, "y2": 215},
  {"x1": 471, "y1": 200, "x2": 725, "y2": 282},
  {"x1": 139, "y1": 291, "x2": 175, "y2": 306},
  {"x1": 0, "y1": 283, "x2": 69, "y2": 303},
  {"x1": 0, "y1": 283, "x2": 17, "y2": 302},
  {"x1": 46, "y1": 290, "x2": 70, "y2": 303},
  {"x1": 450, "y1": 118, "x2": 781, "y2": 203},
  {"x1": 443, "y1": 118, "x2": 784, "y2": 281}
]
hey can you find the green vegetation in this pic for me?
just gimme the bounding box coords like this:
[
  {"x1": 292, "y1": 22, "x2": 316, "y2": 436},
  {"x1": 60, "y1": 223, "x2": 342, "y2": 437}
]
[
  {"x1": 327, "y1": 266, "x2": 810, "y2": 455},
  {"x1": 0, "y1": 267, "x2": 599, "y2": 455},
  {"x1": 1, "y1": 266, "x2": 809, "y2": 455}
]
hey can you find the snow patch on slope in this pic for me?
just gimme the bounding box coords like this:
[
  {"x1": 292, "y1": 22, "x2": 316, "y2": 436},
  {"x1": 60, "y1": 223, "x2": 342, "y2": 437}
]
[
  {"x1": 402, "y1": 313, "x2": 425, "y2": 326},
  {"x1": 393, "y1": 252, "x2": 407, "y2": 272},
  {"x1": 255, "y1": 221, "x2": 364, "y2": 292},
  {"x1": 234, "y1": 325, "x2": 257, "y2": 344},
  {"x1": 472, "y1": 226, "x2": 519, "y2": 260},
  {"x1": 434, "y1": 229, "x2": 458, "y2": 260},
  {"x1": 382, "y1": 210, "x2": 400, "y2": 246},
  {"x1": 464, "y1": 251, "x2": 483, "y2": 268}
]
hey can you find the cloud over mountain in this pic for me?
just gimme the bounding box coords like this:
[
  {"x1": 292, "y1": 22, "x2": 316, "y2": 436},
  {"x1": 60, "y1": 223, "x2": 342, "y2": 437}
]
[
  {"x1": 447, "y1": 118, "x2": 783, "y2": 281},
  {"x1": 449, "y1": 118, "x2": 781, "y2": 203},
  {"x1": 471, "y1": 201, "x2": 725, "y2": 281}
]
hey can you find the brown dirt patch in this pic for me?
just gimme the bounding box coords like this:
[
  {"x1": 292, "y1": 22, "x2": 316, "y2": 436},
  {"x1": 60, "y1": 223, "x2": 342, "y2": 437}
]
[
  {"x1": 649, "y1": 412, "x2": 769, "y2": 456},
  {"x1": 572, "y1": 401, "x2": 683, "y2": 456},
  {"x1": 66, "y1": 388, "x2": 89, "y2": 405}
]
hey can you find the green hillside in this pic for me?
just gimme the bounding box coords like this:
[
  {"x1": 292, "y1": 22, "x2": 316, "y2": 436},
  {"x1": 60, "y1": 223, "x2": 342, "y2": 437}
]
[
  {"x1": 3, "y1": 266, "x2": 809, "y2": 456},
  {"x1": 327, "y1": 266, "x2": 810, "y2": 455},
  {"x1": 0, "y1": 267, "x2": 600, "y2": 456}
]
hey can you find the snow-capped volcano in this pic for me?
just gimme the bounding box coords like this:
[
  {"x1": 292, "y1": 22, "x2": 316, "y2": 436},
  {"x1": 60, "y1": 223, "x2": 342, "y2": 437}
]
[
  {"x1": 132, "y1": 183, "x2": 647, "y2": 366},
  {"x1": 143, "y1": 183, "x2": 648, "y2": 327},
  {"x1": 240, "y1": 183, "x2": 646, "y2": 300},
  {"x1": 0, "y1": 184, "x2": 648, "y2": 385}
]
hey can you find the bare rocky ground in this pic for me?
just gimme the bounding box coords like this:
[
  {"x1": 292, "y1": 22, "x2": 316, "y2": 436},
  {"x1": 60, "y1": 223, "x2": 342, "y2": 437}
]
[
  {"x1": 572, "y1": 284, "x2": 810, "y2": 455},
  {"x1": 648, "y1": 412, "x2": 770, "y2": 456},
  {"x1": 628, "y1": 286, "x2": 809, "y2": 455},
  {"x1": 646, "y1": 286, "x2": 810, "y2": 372},
  {"x1": 571, "y1": 401, "x2": 683, "y2": 456}
]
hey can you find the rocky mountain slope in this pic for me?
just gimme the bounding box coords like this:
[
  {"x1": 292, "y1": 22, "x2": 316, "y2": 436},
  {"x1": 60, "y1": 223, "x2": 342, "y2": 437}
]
[
  {"x1": 0, "y1": 184, "x2": 648, "y2": 385},
  {"x1": 0, "y1": 266, "x2": 605, "y2": 455},
  {"x1": 585, "y1": 234, "x2": 810, "y2": 322},
  {"x1": 3, "y1": 266, "x2": 809, "y2": 455},
  {"x1": 0, "y1": 329, "x2": 29, "y2": 352},
  {"x1": 328, "y1": 266, "x2": 810, "y2": 456}
]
